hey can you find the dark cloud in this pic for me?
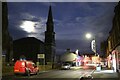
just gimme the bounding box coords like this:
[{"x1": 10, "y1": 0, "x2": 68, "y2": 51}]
[
  {"x1": 9, "y1": 25, "x2": 28, "y2": 40},
  {"x1": 21, "y1": 13, "x2": 41, "y2": 22}
]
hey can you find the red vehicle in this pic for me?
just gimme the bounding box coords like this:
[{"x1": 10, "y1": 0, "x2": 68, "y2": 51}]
[{"x1": 14, "y1": 60, "x2": 39, "y2": 76}]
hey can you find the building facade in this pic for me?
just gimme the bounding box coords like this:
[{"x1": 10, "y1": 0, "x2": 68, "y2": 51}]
[
  {"x1": 2, "y1": 2, "x2": 13, "y2": 63},
  {"x1": 100, "y1": 41, "x2": 108, "y2": 58},
  {"x1": 106, "y1": 2, "x2": 120, "y2": 72}
]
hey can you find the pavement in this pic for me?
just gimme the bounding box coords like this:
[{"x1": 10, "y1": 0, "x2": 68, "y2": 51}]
[
  {"x1": 77, "y1": 66, "x2": 120, "y2": 80},
  {"x1": 69, "y1": 65, "x2": 119, "y2": 80},
  {"x1": 91, "y1": 67, "x2": 119, "y2": 79}
]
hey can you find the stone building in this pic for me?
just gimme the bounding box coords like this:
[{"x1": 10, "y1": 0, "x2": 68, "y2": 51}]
[
  {"x1": 107, "y1": 2, "x2": 120, "y2": 53},
  {"x1": 100, "y1": 41, "x2": 108, "y2": 58},
  {"x1": 106, "y1": 2, "x2": 120, "y2": 72},
  {"x1": 13, "y1": 37, "x2": 44, "y2": 63},
  {"x1": 60, "y1": 49, "x2": 77, "y2": 63},
  {"x1": 2, "y1": 2, "x2": 13, "y2": 63}
]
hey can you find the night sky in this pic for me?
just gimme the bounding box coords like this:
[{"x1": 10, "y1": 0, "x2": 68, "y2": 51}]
[{"x1": 7, "y1": 2, "x2": 117, "y2": 55}]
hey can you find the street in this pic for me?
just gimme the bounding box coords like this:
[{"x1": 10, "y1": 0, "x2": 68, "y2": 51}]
[{"x1": 2, "y1": 69, "x2": 94, "y2": 80}]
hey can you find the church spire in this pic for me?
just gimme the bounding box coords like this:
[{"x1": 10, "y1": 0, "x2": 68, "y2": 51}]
[
  {"x1": 46, "y1": 5, "x2": 54, "y2": 32},
  {"x1": 47, "y1": 5, "x2": 53, "y2": 23},
  {"x1": 45, "y1": 5, "x2": 55, "y2": 65}
]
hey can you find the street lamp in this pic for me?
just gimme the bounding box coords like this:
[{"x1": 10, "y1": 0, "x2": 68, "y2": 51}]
[
  {"x1": 85, "y1": 33, "x2": 97, "y2": 56},
  {"x1": 85, "y1": 33, "x2": 92, "y2": 39}
]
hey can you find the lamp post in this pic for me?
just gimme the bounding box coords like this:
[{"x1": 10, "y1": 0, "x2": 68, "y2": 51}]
[{"x1": 85, "y1": 33, "x2": 97, "y2": 56}]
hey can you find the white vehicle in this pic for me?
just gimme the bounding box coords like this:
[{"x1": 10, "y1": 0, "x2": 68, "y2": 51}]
[{"x1": 61, "y1": 63, "x2": 71, "y2": 70}]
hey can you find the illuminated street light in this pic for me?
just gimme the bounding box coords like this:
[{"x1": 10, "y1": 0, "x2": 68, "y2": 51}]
[
  {"x1": 85, "y1": 33, "x2": 92, "y2": 39},
  {"x1": 85, "y1": 33, "x2": 97, "y2": 56}
]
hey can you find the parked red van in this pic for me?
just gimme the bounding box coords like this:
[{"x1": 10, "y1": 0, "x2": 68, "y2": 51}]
[{"x1": 14, "y1": 60, "x2": 39, "y2": 76}]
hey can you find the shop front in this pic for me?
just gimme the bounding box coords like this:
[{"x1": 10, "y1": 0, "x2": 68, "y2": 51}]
[
  {"x1": 107, "y1": 54, "x2": 112, "y2": 69},
  {"x1": 110, "y1": 49, "x2": 120, "y2": 72}
]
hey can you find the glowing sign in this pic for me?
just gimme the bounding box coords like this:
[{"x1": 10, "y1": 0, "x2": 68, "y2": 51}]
[{"x1": 91, "y1": 39, "x2": 96, "y2": 53}]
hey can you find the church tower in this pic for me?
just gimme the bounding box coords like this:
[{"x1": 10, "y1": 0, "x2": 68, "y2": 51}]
[{"x1": 45, "y1": 6, "x2": 55, "y2": 65}]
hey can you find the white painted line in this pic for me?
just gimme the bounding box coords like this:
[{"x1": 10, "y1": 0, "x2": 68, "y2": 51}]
[
  {"x1": 79, "y1": 69, "x2": 95, "y2": 79},
  {"x1": 90, "y1": 69, "x2": 96, "y2": 74},
  {"x1": 79, "y1": 73, "x2": 86, "y2": 78}
]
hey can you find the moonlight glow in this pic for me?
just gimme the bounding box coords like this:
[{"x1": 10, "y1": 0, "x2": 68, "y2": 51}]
[{"x1": 20, "y1": 21, "x2": 36, "y2": 33}]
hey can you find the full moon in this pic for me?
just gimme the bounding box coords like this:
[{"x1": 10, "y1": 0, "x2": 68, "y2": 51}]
[{"x1": 20, "y1": 21, "x2": 36, "y2": 33}]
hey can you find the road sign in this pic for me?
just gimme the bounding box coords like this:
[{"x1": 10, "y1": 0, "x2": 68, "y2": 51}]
[{"x1": 37, "y1": 54, "x2": 45, "y2": 59}]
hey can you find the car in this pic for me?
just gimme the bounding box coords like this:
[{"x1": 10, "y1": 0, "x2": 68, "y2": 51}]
[
  {"x1": 61, "y1": 63, "x2": 71, "y2": 70},
  {"x1": 14, "y1": 60, "x2": 39, "y2": 76}
]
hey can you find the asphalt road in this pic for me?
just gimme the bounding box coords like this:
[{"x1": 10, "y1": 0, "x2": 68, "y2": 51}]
[{"x1": 2, "y1": 69, "x2": 94, "y2": 80}]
